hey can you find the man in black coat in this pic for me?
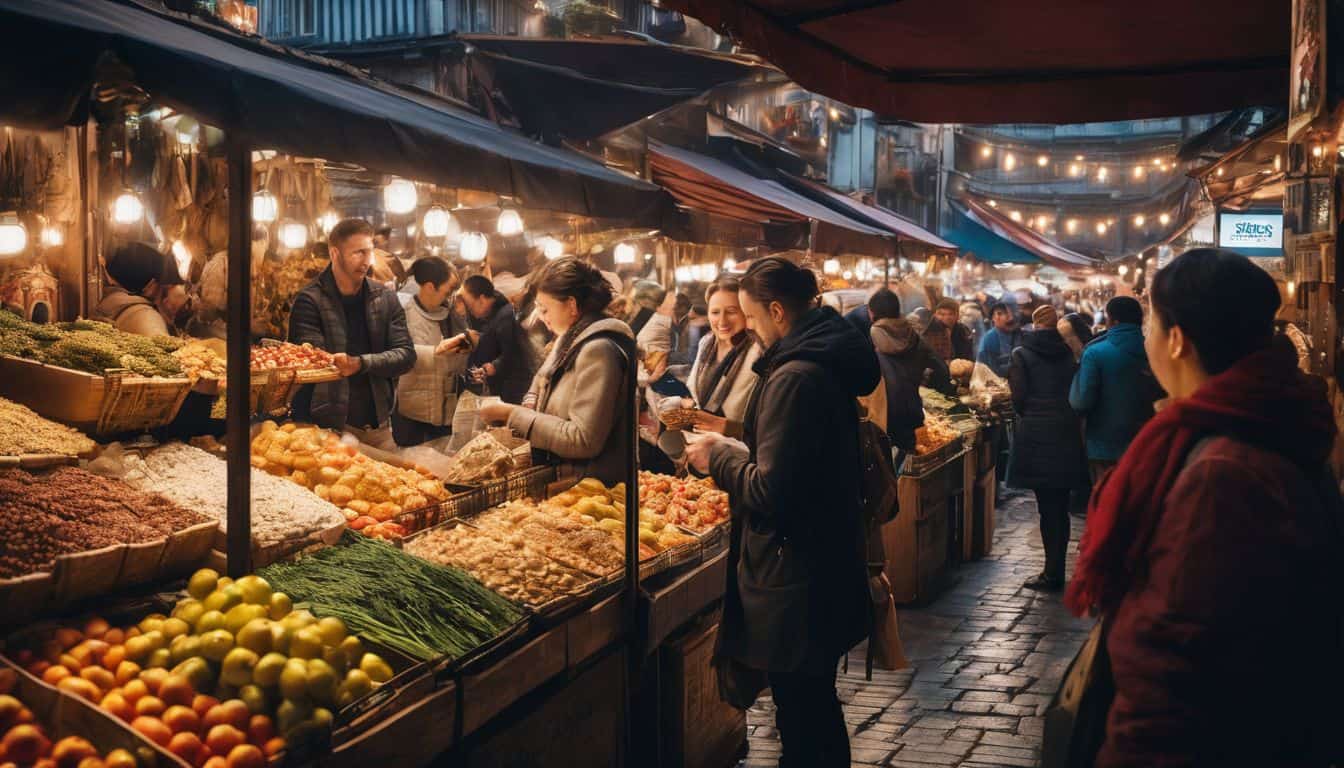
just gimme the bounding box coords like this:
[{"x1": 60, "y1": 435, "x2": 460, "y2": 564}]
[
  {"x1": 688, "y1": 258, "x2": 879, "y2": 768},
  {"x1": 288, "y1": 218, "x2": 415, "y2": 448},
  {"x1": 461, "y1": 275, "x2": 535, "y2": 404}
]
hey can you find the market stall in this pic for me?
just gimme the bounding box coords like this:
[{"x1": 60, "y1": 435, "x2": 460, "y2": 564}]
[{"x1": 0, "y1": 2, "x2": 750, "y2": 767}]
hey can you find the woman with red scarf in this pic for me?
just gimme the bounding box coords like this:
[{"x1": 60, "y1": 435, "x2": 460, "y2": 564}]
[{"x1": 1066, "y1": 249, "x2": 1343, "y2": 766}]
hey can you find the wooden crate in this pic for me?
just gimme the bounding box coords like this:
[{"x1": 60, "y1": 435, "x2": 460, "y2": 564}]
[
  {"x1": 884, "y1": 455, "x2": 961, "y2": 604},
  {"x1": 457, "y1": 624, "x2": 567, "y2": 737},
  {"x1": 642, "y1": 552, "x2": 729, "y2": 654},
  {"x1": 0, "y1": 356, "x2": 191, "y2": 435},
  {"x1": 458, "y1": 647, "x2": 627, "y2": 768},
  {"x1": 659, "y1": 617, "x2": 747, "y2": 768},
  {"x1": 318, "y1": 683, "x2": 458, "y2": 768},
  {"x1": 566, "y1": 593, "x2": 624, "y2": 671}
]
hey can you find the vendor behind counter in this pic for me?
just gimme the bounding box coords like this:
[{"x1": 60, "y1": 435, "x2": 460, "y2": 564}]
[{"x1": 93, "y1": 242, "x2": 185, "y2": 337}]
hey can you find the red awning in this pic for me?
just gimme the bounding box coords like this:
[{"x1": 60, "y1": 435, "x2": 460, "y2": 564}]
[
  {"x1": 649, "y1": 141, "x2": 894, "y2": 256},
  {"x1": 956, "y1": 198, "x2": 1099, "y2": 270},
  {"x1": 785, "y1": 174, "x2": 957, "y2": 251},
  {"x1": 660, "y1": 0, "x2": 1288, "y2": 124}
]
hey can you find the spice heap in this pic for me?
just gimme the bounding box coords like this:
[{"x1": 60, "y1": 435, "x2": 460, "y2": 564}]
[
  {"x1": 98, "y1": 442, "x2": 345, "y2": 547},
  {"x1": 638, "y1": 472, "x2": 729, "y2": 532},
  {"x1": 0, "y1": 467, "x2": 209, "y2": 578},
  {"x1": 405, "y1": 524, "x2": 594, "y2": 608},
  {"x1": 0, "y1": 311, "x2": 184, "y2": 377},
  {"x1": 260, "y1": 532, "x2": 524, "y2": 662},
  {"x1": 171, "y1": 340, "x2": 227, "y2": 383},
  {"x1": 251, "y1": 421, "x2": 447, "y2": 528},
  {"x1": 0, "y1": 396, "x2": 96, "y2": 457}
]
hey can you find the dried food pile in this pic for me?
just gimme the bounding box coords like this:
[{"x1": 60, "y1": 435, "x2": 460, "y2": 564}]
[
  {"x1": 405, "y1": 524, "x2": 594, "y2": 608},
  {"x1": 637, "y1": 472, "x2": 729, "y2": 532},
  {"x1": 0, "y1": 467, "x2": 209, "y2": 578},
  {"x1": 0, "y1": 396, "x2": 96, "y2": 457},
  {"x1": 0, "y1": 311, "x2": 183, "y2": 377},
  {"x1": 93, "y1": 442, "x2": 345, "y2": 547},
  {"x1": 171, "y1": 339, "x2": 227, "y2": 383},
  {"x1": 441, "y1": 431, "x2": 517, "y2": 485}
]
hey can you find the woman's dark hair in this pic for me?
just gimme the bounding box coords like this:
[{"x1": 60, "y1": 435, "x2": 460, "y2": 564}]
[
  {"x1": 739, "y1": 256, "x2": 819, "y2": 316},
  {"x1": 1150, "y1": 247, "x2": 1280, "y2": 375},
  {"x1": 535, "y1": 257, "x2": 614, "y2": 316},
  {"x1": 462, "y1": 274, "x2": 497, "y2": 299},
  {"x1": 867, "y1": 288, "x2": 902, "y2": 321},
  {"x1": 704, "y1": 276, "x2": 741, "y2": 303},
  {"x1": 409, "y1": 256, "x2": 454, "y2": 288},
  {"x1": 1105, "y1": 296, "x2": 1143, "y2": 326}
]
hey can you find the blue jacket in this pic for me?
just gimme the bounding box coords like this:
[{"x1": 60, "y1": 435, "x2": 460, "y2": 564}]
[
  {"x1": 977, "y1": 326, "x2": 1022, "y2": 378},
  {"x1": 1068, "y1": 323, "x2": 1158, "y2": 461}
]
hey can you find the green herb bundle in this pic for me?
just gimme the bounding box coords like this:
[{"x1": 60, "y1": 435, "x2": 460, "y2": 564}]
[
  {"x1": 0, "y1": 310, "x2": 183, "y2": 376},
  {"x1": 259, "y1": 531, "x2": 525, "y2": 662}
]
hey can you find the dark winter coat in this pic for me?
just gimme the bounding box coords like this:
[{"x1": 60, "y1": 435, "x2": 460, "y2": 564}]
[
  {"x1": 709, "y1": 306, "x2": 880, "y2": 673},
  {"x1": 1100, "y1": 435, "x2": 1344, "y2": 767},
  {"x1": 1007, "y1": 329, "x2": 1088, "y2": 489},
  {"x1": 922, "y1": 316, "x2": 974, "y2": 363},
  {"x1": 871, "y1": 317, "x2": 954, "y2": 397},
  {"x1": 1068, "y1": 323, "x2": 1159, "y2": 461},
  {"x1": 288, "y1": 267, "x2": 415, "y2": 431},
  {"x1": 977, "y1": 326, "x2": 1023, "y2": 379},
  {"x1": 469, "y1": 297, "x2": 535, "y2": 405}
]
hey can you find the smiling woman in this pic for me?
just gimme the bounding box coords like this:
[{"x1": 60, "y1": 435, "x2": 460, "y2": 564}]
[{"x1": 683, "y1": 277, "x2": 761, "y2": 438}]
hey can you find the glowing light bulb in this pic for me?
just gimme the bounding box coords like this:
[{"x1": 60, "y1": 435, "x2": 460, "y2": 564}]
[
  {"x1": 987, "y1": 200, "x2": 998, "y2": 208},
  {"x1": 1003, "y1": 153, "x2": 1017, "y2": 171},
  {"x1": 1095, "y1": 221, "x2": 1108, "y2": 235},
  {"x1": 1036, "y1": 215, "x2": 1049, "y2": 229},
  {"x1": 1066, "y1": 219, "x2": 1079, "y2": 234},
  {"x1": 613, "y1": 242, "x2": 636, "y2": 264},
  {"x1": 1097, "y1": 167, "x2": 1109, "y2": 182},
  {"x1": 114, "y1": 191, "x2": 145, "y2": 225},
  {"x1": 1159, "y1": 213, "x2": 1171, "y2": 225},
  {"x1": 251, "y1": 191, "x2": 277, "y2": 223},
  {"x1": 823, "y1": 259, "x2": 841, "y2": 275},
  {"x1": 1287, "y1": 280, "x2": 1296, "y2": 297},
  {"x1": 459, "y1": 232, "x2": 488, "y2": 262},
  {"x1": 829, "y1": 107, "x2": 840, "y2": 121},
  {"x1": 279, "y1": 220, "x2": 308, "y2": 250},
  {"x1": 539, "y1": 236, "x2": 564, "y2": 260},
  {"x1": 1216, "y1": 167, "x2": 1225, "y2": 177},
  {"x1": 0, "y1": 212, "x2": 27, "y2": 256},
  {"x1": 383, "y1": 178, "x2": 417, "y2": 215},
  {"x1": 40, "y1": 226, "x2": 63, "y2": 248},
  {"x1": 1009, "y1": 210, "x2": 1022, "y2": 222},
  {"x1": 496, "y1": 208, "x2": 524, "y2": 236},
  {"x1": 422, "y1": 207, "x2": 452, "y2": 238},
  {"x1": 1037, "y1": 155, "x2": 1049, "y2": 167},
  {"x1": 981, "y1": 146, "x2": 993, "y2": 159},
  {"x1": 1068, "y1": 163, "x2": 1082, "y2": 177},
  {"x1": 842, "y1": 270, "x2": 854, "y2": 281},
  {"x1": 1118, "y1": 265, "x2": 1129, "y2": 277},
  {"x1": 1133, "y1": 215, "x2": 1146, "y2": 226},
  {"x1": 1133, "y1": 165, "x2": 1145, "y2": 179}
]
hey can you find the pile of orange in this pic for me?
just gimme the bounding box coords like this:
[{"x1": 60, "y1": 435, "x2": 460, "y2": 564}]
[{"x1": 0, "y1": 666, "x2": 146, "y2": 768}]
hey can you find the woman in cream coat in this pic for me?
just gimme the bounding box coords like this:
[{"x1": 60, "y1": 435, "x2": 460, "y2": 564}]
[
  {"x1": 393, "y1": 257, "x2": 472, "y2": 446},
  {"x1": 682, "y1": 277, "x2": 761, "y2": 438}
]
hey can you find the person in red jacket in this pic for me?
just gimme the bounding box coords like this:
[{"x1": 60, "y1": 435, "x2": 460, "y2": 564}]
[{"x1": 1064, "y1": 248, "x2": 1343, "y2": 767}]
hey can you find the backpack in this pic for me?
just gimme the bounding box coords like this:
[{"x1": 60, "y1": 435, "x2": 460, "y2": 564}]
[{"x1": 858, "y1": 415, "x2": 900, "y2": 529}]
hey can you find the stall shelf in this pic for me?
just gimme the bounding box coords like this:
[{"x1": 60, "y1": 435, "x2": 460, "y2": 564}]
[{"x1": 885, "y1": 448, "x2": 969, "y2": 604}]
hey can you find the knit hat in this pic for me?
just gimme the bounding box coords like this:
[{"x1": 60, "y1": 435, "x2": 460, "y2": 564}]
[{"x1": 1032, "y1": 304, "x2": 1059, "y2": 329}]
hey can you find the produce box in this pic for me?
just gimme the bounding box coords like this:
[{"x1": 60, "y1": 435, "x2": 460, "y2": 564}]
[
  {"x1": 564, "y1": 593, "x2": 624, "y2": 671},
  {"x1": 0, "y1": 356, "x2": 192, "y2": 437},
  {"x1": 212, "y1": 516, "x2": 347, "y2": 571},
  {"x1": 904, "y1": 437, "x2": 966, "y2": 476},
  {"x1": 657, "y1": 614, "x2": 746, "y2": 768},
  {"x1": 3, "y1": 581, "x2": 424, "y2": 765},
  {"x1": 0, "y1": 655, "x2": 190, "y2": 768},
  {"x1": 454, "y1": 624, "x2": 566, "y2": 738},
  {"x1": 641, "y1": 552, "x2": 729, "y2": 655}
]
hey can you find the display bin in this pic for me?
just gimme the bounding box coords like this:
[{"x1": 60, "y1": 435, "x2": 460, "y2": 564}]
[
  {"x1": 885, "y1": 449, "x2": 967, "y2": 604},
  {"x1": 904, "y1": 436, "x2": 964, "y2": 475},
  {"x1": 212, "y1": 515, "x2": 347, "y2": 570},
  {"x1": 972, "y1": 466, "x2": 996, "y2": 558},
  {"x1": 0, "y1": 656, "x2": 191, "y2": 768},
  {"x1": 0, "y1": 356, "x2": 192, "y2": 436},
  {"x1": 565, "y1": 593, "x2": 624, "y2": 671},
  {"x1": 657, "y1": 614, "x2": 747, "y2": 768},
  {"x1": 641, "y1": 552, "x2": 729, "y2": 655},
  {"x1": 317, "y1": 682, "x2": 459, "y2": 768},
  {"x1": 454, "y1": 623, "x2": 568, "y2": 738}
]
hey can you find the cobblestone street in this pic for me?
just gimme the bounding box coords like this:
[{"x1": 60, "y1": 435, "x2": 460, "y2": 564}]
[{"x1": 738, "y1": 488, "x2": 1093, "y2": 768}]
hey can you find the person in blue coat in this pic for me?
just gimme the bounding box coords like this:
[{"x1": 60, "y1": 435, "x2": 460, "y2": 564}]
[
  {"x1": 977, "y1": 302, "x2": 1023, "y2": 378},
  {"x1": 1069, "y1": 296, "x2": 1161, "y2": 480}
]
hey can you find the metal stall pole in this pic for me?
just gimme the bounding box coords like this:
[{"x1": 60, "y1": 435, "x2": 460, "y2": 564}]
[
  {"x1": 225, "y1": 136, "x2": 253, "y2": 578},
  {"x1": 622, "y1": 336, "x2": 640, "y2": 765}
]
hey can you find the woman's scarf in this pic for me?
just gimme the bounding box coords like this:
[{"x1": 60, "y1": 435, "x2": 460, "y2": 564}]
[
  {"x1": 1065, "y1": 345, "x2": 1336, "y2": 617},
  {"x1": 694, "y1": 332, "x2": 751, "y2": 416}
]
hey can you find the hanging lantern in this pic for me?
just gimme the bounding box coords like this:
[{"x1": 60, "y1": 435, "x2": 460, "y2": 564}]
[
  {"x1": 496, "y1": 207, "x2": 524, "y2": 236},
  {"x1": 0, "y1": 212, "x2": 28, "y2": 257},
  {"x1": 171, "y1": 240, "x2": 193, "y2": 278},
  {"x1": 383, "y1": 178, "x2": 418, "y2": 215},
  {"x1": 279, "y1": 220, "x2": 309, "y2": 250},
  {"x1": 460, "y1": 232, "x2": 488, "y2": 262},
  {"x1": 422, "y1": 206, "x2": 452, "y2": 239},
  {"x1": 1118, "y1": 264, "x2": 1129, "y2": 277},
  {"x1": 823, "y1": 259, "x2": 841, "y2": 275},
  {"x1": 319, "y1": 210, "x2": 341, "y2": 235},
  {"x1": 40, "y1": 226, "x2": 64, "y2": 248},
  {"x1": 113, "y1": 190, "x2": 145, "y2": 225},
  {"x1": 251, "y1": 191, "x2": 277, "y2": 223},
  {"x1": 539, "y1": 236, "x2": 564, "y2": 260},
  {"x1": 174, "y1": 115, "x2": 199, "y2": 148},
  {"x1": 613, "y1": 242, "x2": 636, "y2": 264}
]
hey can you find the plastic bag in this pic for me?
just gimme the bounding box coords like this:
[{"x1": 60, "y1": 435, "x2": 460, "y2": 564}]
[{"x1": 447, "y1": 391, "x2": 482, "y2": 453}]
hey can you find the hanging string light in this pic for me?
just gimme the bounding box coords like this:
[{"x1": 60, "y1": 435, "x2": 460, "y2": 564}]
[
  {"x1": 251, "y1": 191, "x2": 277, "y2": 223},
  {"x1": 1159, "y1": 213, "x2": 1171, "y2": 226},
  {"x1": 1003, "y1": 153, "x2": 1017, "y2": 171},
  {"x1": 1066, "y1": 219, "x2": 1079, "y2": 234},
  {"x1": 1132, "y1": 165, "x2": 1145, "y2": 179},
  {"x1": 1068, "y1": 163, "x2": 1082, "y2": 177},
  {"x1": 980, "y1": 146, "x2": 993, "y2": 159},
  {"x1": 987, "y1": 200, "x2": 998, "y2": 208},
  {"x1": 1096, "y1": 167, "x2": 1109, "y2": 183},
  {"x1": 1118, "y1": 264, "x2": 1129, "y2": 277},
  {"x1": 1133, "y1": 214, "x2": 1146, "y2": 226},
  {"x1": 1036, "y1": 215, "x2": 1049, "y2": 230},
  {"x1": 1095, "y1": 221, "x2": 1108, "y2": 235},
  {"x1": 1036, "y1": 155, "x2": 1049, "y2": 167},
  {"x1": 278, "y1": 220, "x2": 309, "y2": 250},
  {"x1": 1009, "y1": 210, "x2": 1022, "y2": 222}
]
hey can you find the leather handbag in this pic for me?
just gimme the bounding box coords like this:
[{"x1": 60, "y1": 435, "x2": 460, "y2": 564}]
[{"x1": 1042, "y1": 619, "x2": 1113, "y2": 768}]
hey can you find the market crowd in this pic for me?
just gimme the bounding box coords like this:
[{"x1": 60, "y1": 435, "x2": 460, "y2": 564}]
[{"x1": 95, "y1": 225, "x2": 1343, "y2": 768}]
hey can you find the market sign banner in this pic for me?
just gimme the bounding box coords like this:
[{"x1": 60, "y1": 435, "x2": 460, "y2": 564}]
[{"x1": 1219, "y1": 212, "x2": 1284, "y2": 255}]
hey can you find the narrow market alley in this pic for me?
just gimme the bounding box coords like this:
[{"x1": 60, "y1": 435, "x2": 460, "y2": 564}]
[{"x1": 738, "y1": 488, "x2": 1092, "y2": 768}]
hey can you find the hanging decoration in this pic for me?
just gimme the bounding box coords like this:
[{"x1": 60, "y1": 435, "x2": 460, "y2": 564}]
[
  {"x1": 496, "y1": 207, "x2": 524, "y2": 236},
  {"x1": 383, "y1": 178, "x2": 417, "y2": 215},
  {"x1": 460, "y1": 232, "x2": 488, "y2": 262}
]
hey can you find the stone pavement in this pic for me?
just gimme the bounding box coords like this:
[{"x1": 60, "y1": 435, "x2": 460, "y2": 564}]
[{"x1": 738, "y1": 488, "x2": 1093, "y2": 768}]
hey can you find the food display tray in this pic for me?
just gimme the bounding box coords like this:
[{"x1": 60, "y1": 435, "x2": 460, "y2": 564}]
[
  {"x1": 904, "y1": 436, "x2": 966, "y2": 475},
  {"x1": 0, "y1": 356, "x2": 192, "y2": 437},
  {"x1": 210, "y1": 516, "x2": 347, "y2": 571}
]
